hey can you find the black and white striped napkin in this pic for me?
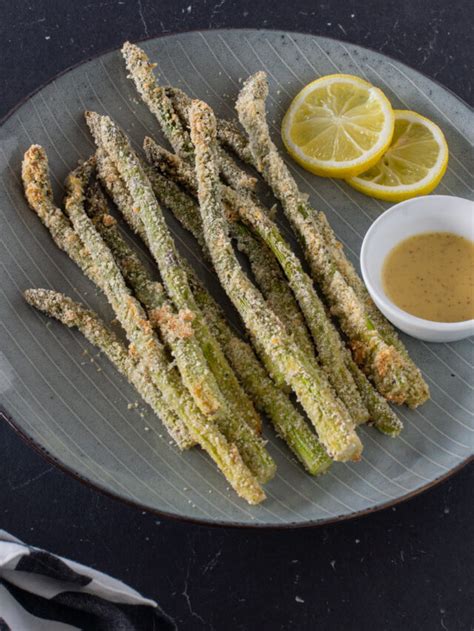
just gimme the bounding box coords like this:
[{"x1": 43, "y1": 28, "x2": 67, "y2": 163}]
[{"x1": 0, "y1": 530, "x2": 175, "y2": 630}]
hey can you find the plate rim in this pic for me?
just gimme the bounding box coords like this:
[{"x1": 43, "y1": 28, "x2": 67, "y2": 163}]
[
  {"x1": 2, "y1": 27, "x2": 472, "y2": 128},
  {"x1": 1, "y1": 28, "x2": 472, "y2": 529},
  {"x1": 2, "y1": 407, "x2": 471, "y2": 529}
]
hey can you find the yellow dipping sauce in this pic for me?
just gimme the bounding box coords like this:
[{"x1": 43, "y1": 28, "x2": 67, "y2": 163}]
[{"x1": 382, "y1": 231, "x2": 474, "y2": 323}]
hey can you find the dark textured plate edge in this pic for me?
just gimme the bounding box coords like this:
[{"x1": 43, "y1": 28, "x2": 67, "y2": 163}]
[{"x1": 1, "y1": 29, "x2": 472, "y2": 529}]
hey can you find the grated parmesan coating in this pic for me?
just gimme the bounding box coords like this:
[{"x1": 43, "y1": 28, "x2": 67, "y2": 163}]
[
  {"x1": 235, "y1": 72, "x2": 429, "y2": 408},
  {"x1": 144, "y1": 137, "x2": 315, "y2": 390},
  {"x1": 88, "y1": 114, "x2": 275, "y2": 483},
  {"x1": 24, "y1": 288, "x2": 193, "y2": 449},
  {"x1": 122, "y1": 42, "x2": 256, "y2": 192},
  {"x1": 144, "y1": 139, "x2": 378, "y2": 427},
  {"x1": 190, "y1": 99, "x2": 362, "y2": 462},
  {"x1": 86, "y1": 180, "x2": 226, "y2": 418},
  {"x1": 59, "y1": 157, "x2": 265, "y2": 503}
]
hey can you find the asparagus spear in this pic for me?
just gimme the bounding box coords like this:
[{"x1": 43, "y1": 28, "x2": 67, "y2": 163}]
[
  {"x1": 24, "y1": 289, "x2": 265, "y2": 503},
  {"x1": 231, "y1": 221, "x2": 315, "y2": 386},
  {"x1": 24, "y1": 288, "x2": 194, "y2": 449},
  {"x1": 165, "y1": 84, "x2": 424, "y2": 398},
  {"x1": 235, "y1": 72, "x2": 429, "y2": 408},
  {"x1": 346, "y1": 359, "x2": 403, "y2": 436},
  {"x1": 144, "y1": 137, "x2": 317, "y2": 387},
  {"x1": 65, "y1": 150, "x2": 274, "y2": 484},
  {"x1": 164, "y1": 85, "x2": 255, "y2": 166},
  {"x1": 121, "y1": 41, "x2": 257, "y2": 192},
  {"x1": 96, "y1": 148, "x2": 148, "y2": 240},
  {"x1": 316, "y1": 211, "x2": 424, "y2": 370},
  {"x1": 144, "y1": 138, "x2": 377, "y2": 426},
  {"x1": 21, "y1": 146, "x2": 99, "y2": 285},
  {"x1": 85, "y1": 181, "x2": 232, "y2": 419},
  {"x1": 21, "y1": 145, "x2": 196, "y2": 449},
  {"x1": 88, "y1": 116, "x2": 267, "y2": 443},
  {"x1": 97, "y1": 153, "x2": 332, "y2": 471},
  {"x1": 189, "y1": 99, "x2": 362, "y2": 462},
  {"x1": 188, "y1": 271, "x2": 332, "y2": 474},
  {"x1": 149, "y1": 155, "x2": 402, "y2": 435},
  {"x1": 122, "y1": 41, "x2": 194, "y2": 160}
]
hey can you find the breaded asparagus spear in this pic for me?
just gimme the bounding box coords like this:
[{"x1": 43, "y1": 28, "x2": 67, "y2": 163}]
[
  {"x1": 316, "y1": 211, "x2": 423, "y2": 368},
  {"x1": 21, "y1": 145, "x2": 192, "y2": 449},
  {"x1": 87, "y1": 113, "x2": 268, "y2": 447},
  {"x1": 164, "y1": 85, "x2": 254, "y2": 165},
  {"x1": 21, "y1": 147, "x2": 99, "y2": 285},
  {"x1": 121, "y1": 41, "x2": 256, "y2": 191},
  {"x1": 64, "y1": 153, "x2": 274, "y2": 484},
  {"x1": 24, "y1": 290, "x2": 264, "y2": 503},
  {"x1": 144, "y1": 137, "x2": 316, "y2": 389},
  {"x1": 24, "y1": 288, "x2": 193, "y2": 449},
  {"x1": 235, "y1": 72, "x2": 429, "y2": 408},
  {"x1": 187, "y1": 271, "x2": 332, "y2": 474},
  {"x1": 167, "y1": 85, "x2": 427, "y2": 405},
  {"x1": 189, "y1": 99, "x2": 362, "y2": 462},
  {"x1": 147, "y1": 156, "x2": 401, "y2": 435},
  {"x1": 143, "y1": 139, "x2": 374, "y2": 426},
  {"x1": 85, "y1": 181, "x2": 232, "y2": 419},
  {"x1": 122, "y1": 41, "x2": 194, "y2": 160},
  {"x1": 98, "y1": 148, "x2": 333, "y2": 471}
]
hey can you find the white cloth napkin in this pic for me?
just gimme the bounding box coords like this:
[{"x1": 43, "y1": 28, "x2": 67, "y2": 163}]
[{"x1": 0, "y1": 530, "x2": 175, "y2": 630}]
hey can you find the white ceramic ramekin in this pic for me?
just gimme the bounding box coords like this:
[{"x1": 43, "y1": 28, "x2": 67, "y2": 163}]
[{"x1": 360, "y1": 195, "x2": 474, "y2": 343}]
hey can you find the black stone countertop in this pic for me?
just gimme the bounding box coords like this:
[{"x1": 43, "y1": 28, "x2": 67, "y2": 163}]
[{"x1": 1, "y1": 1, "x2": 472, "y2": 629}]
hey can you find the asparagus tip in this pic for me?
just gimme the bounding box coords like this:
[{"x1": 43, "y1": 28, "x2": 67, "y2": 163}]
[
  {"x1": 23, "y1": 287, "x2": 56, "y2": 310},
  {"x1": 21, "y1": 144, "x2": 54, "y2": 208},
  {"x1": 23, "y1": 288, "x2": 37, "y2": 304},
  {"x1": 237, "y1": 71, "x2": 268, "y2": 106},
  {"x1": 84, "y1": 110, "x2": 102, "y2": 134}
]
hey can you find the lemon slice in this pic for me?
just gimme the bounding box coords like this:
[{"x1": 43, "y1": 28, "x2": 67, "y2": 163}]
[
  {"x1": 347, "y1": 110, "x2": 449, "y2": 201},
  {"x1": 282, "y1": 74, "x2": 394, "y2": 178}
]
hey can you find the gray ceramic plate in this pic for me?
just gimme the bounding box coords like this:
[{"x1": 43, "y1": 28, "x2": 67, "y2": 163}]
[{"x1": 1, "y1": 30, "x2": 472, "y2": 527}]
